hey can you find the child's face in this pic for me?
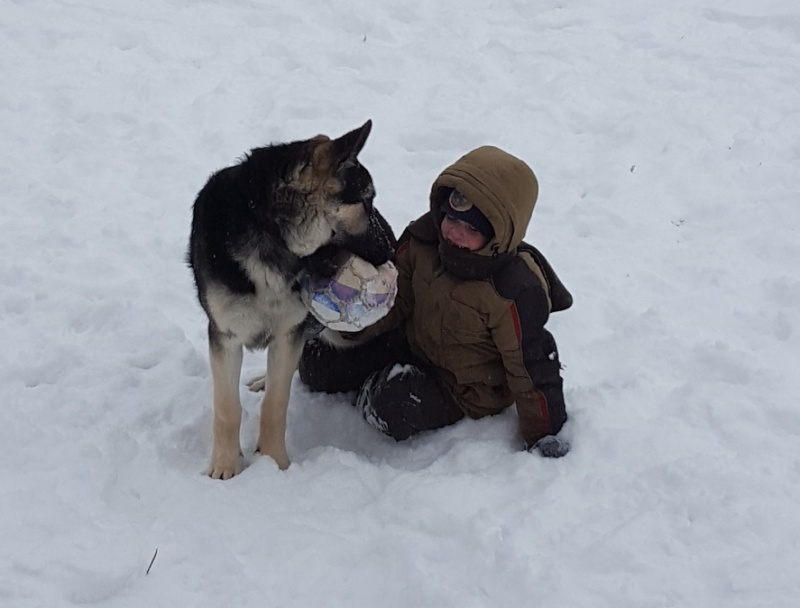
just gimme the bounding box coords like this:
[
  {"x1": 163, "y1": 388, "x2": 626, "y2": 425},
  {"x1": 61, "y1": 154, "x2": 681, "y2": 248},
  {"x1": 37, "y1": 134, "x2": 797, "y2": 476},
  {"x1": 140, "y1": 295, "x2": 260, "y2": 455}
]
[{"x1": 441, "y1": 214, "x2": 489, "y2": 251}]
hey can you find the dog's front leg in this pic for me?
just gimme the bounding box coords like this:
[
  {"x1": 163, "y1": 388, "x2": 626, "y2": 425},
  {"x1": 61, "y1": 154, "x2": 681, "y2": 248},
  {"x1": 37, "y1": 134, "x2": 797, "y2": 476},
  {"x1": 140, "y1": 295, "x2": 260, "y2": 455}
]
[
  {"x1": 256, "y1": 330, "x2": 304, "y2": 470},
  {"x1": 208, "y1": 327, "x2": 244, "y2": 480}
]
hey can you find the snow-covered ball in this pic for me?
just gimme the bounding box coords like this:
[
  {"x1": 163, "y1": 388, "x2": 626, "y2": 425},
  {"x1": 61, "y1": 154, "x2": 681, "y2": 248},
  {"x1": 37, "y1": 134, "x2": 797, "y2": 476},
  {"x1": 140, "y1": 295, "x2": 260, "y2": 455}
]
[{"x1": 302, "y1": 254, "x2": 398, "y2": 332}]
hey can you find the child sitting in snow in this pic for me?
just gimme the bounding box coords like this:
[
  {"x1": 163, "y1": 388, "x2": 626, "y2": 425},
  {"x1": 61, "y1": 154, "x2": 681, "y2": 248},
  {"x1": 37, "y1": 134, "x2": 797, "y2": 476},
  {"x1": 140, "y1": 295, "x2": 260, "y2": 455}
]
[{"x1": 300, "y1": 145, "x2": 573, "y2": 457}]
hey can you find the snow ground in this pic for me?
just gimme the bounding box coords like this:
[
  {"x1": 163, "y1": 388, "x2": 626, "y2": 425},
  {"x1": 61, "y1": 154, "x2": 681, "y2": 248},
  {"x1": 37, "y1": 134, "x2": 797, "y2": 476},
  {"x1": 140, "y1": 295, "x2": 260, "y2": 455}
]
[{"x1": 2, "y1": 1, "x2": 800, "y2": 606}]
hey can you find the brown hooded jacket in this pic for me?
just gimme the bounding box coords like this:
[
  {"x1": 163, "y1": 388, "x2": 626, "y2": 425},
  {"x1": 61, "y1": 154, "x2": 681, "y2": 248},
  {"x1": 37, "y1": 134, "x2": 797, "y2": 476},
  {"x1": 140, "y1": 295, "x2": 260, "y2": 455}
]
[{"x1": 381, "y1": 146, "x2": 571, "y2": 447}]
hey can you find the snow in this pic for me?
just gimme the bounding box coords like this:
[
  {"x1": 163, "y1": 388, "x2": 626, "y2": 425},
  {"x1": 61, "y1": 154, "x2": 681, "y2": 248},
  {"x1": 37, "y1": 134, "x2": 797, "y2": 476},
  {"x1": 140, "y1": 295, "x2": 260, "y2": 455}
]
[
  {"x1": 2, "y1": 0, "x2": 800, "y2": 606},
  {"x1": 387, "y1": 364, "x2": 416, "y2": 382}
]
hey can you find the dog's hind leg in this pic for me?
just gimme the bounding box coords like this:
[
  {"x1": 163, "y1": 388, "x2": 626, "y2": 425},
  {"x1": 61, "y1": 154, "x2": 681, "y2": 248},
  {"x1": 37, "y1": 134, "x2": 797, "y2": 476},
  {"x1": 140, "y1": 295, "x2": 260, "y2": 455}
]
[
  {"x1": 256, "y1": 329, "x2": 304, "y2": 470},
  {"x1": 246, "y1": 374, "x2": 266, "y2": 393},
  {"x1": 208, "y1": 325, "x2": 245, "y2": 480}
]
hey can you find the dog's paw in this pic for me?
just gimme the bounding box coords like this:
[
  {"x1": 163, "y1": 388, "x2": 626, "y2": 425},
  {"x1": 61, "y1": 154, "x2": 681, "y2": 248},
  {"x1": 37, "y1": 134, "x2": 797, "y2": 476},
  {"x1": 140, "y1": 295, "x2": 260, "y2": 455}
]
[
  {"x1": 246, "y1": 374, "x2": 266, "y2": 392},
  {"x1": 207, "y1": 453, "x2": 243, "y2": 480},
  {"x1": 255, "y1": 445, "x2": 290, "y2": 471}
]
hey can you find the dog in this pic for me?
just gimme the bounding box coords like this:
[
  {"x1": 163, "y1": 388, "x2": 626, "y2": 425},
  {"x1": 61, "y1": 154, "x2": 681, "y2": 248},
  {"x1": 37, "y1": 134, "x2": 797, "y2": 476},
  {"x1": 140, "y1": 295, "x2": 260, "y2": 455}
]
[{"x1": 188, "y1": 120, "x2": 395, "y2": 479}]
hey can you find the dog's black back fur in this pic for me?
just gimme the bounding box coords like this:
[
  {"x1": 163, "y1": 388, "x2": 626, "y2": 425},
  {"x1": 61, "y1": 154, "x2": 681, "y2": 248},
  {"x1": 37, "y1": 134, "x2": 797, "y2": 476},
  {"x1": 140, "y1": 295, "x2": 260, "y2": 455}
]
[{"x1": 189, "y1": 141, "x2": 311, "y2": 311}]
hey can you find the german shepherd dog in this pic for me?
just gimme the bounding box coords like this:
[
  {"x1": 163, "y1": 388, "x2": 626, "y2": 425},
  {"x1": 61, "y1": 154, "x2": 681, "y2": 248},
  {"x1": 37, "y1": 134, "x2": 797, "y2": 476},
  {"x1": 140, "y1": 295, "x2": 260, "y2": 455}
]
[{"x1": 188, "y1": 120, "x2": 394, "y2": 479}]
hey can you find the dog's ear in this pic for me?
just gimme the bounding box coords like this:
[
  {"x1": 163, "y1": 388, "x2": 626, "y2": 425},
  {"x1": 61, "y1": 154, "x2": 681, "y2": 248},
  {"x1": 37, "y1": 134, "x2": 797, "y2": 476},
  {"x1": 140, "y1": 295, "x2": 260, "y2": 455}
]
[
  {"x1": 305, "y1": 120, "x2": 371, "y2": 175},
  {"x1": 330, "y1": 119, "x2": 372, "y2": 165},
  {"x1": 290, "y1": 121, "x2": 372, "y2": 190}
]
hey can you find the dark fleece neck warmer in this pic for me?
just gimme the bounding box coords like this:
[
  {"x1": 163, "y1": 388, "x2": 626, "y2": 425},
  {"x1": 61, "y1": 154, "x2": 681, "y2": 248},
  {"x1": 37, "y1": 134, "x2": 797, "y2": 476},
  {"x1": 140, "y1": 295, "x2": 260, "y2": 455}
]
[{"x1": 438, "y1": 241, "x2": 513, "y2": 280}]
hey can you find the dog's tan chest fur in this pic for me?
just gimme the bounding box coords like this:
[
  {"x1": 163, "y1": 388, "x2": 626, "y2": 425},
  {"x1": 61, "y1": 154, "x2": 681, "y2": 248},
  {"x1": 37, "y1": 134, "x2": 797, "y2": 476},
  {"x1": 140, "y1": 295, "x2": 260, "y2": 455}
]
[{"x1": 207, "y1": 256, "x2": 307, "y2": 346}]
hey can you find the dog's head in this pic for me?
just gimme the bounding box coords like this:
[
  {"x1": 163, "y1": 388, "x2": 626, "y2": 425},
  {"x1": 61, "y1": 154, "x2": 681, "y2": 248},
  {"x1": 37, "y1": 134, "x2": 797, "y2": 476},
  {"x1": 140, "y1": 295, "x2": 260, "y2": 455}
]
[{"x1": 278, "y1": 120, "x2": 376, "y2": 257}]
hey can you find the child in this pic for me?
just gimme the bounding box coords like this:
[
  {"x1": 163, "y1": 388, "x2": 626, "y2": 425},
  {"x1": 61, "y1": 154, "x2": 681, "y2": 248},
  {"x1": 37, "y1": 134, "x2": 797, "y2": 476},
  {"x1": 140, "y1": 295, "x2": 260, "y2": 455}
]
[{"x1": 300, "y1": 145, "x2": 573, "y2": 457}]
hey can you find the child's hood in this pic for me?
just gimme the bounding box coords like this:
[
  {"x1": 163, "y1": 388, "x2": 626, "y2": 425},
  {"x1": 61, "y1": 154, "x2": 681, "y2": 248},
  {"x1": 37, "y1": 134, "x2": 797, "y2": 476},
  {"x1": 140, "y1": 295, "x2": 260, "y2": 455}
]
[{"x1": 428, "y1": 146, "x2": 538, "y2": 256}]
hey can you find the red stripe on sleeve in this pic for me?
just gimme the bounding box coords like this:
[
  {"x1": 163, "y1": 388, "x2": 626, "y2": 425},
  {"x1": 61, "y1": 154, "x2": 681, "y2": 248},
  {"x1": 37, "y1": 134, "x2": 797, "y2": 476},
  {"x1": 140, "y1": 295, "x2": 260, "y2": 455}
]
[
  {"x1": 510, "y1": 302, "x2": 522, "y2": 344},
  {"x1": 537, "y1": 390, "x2": 552, "y2": 432}
]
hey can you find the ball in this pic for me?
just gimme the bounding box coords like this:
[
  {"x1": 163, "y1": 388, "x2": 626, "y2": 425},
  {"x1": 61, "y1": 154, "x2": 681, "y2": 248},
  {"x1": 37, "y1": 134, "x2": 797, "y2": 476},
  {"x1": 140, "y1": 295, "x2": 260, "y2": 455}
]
[{"x1": 302, "y1": 254, "x2": 398, "y2": 332}]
